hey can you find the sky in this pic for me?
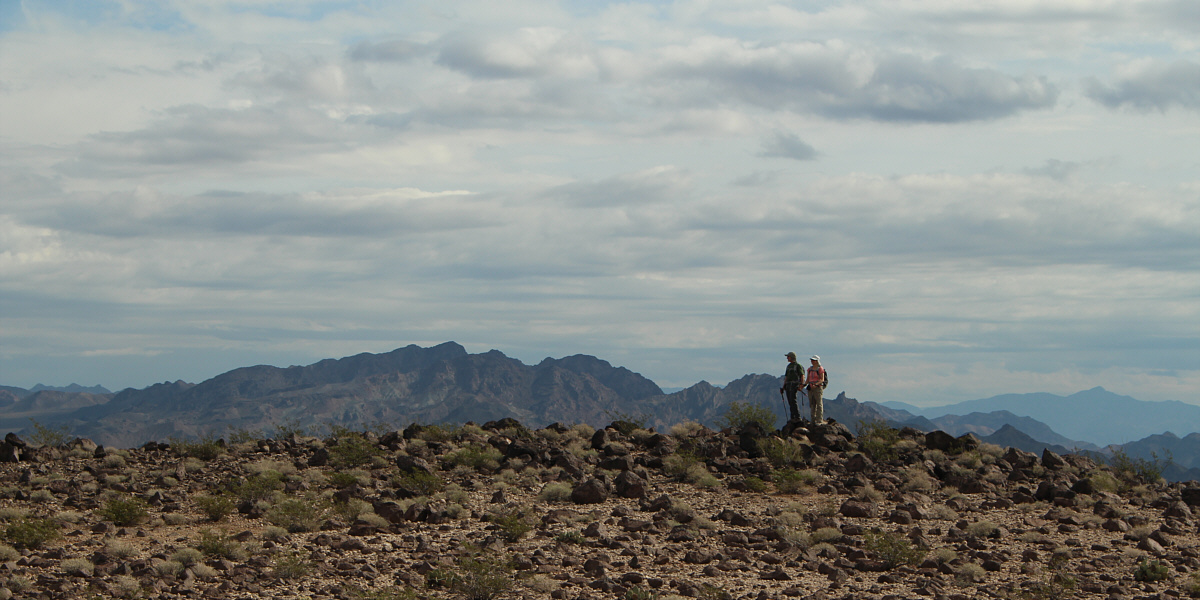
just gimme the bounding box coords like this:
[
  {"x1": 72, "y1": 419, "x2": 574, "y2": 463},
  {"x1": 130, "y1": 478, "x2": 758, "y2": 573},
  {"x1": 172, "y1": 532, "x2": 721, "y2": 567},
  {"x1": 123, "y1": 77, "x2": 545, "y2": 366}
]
[{"x1": 1, "y1": 0, "x2": 1198, "y2": 408}]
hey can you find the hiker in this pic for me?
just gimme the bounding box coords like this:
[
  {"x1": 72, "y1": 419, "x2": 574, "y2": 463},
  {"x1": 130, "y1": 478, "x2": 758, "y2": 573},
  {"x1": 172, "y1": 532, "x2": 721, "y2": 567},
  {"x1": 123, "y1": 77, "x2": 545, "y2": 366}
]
[
  {"x1": 780, "y1": 351, "x2": 803, "y2": 421},
  {"x1": 806, "y1": 355, "x2": 828, "y2": 423}
]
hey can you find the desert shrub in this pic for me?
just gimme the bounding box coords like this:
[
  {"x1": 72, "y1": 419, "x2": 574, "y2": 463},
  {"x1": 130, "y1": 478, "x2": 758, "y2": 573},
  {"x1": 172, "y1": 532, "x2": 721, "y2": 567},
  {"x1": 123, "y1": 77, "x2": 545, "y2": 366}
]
[
  {"x1": 773, "y1": 468, "x2": 820, "y2": 494},
  {"x1": 966, "y1": 521, "x2": 1000, "y2": 538},
  {"x1": 901, "y1": 466, "x2": 936, "y2": 492},
  {"x1": 0, "y1": 544, "x2": 19, "y2": 561},
  {"x1": 104, "y1": 539, "x2": 138, "y2": 559},
  {"x1": 932, "y1": 547, "x2": 958, "y2": 563},
  {"x1": 857, "y1": 419, "x2": 901, "y2": 461},
  {"x1": 1133, "y1": 558, "x2": 1169, "y2": 582},
  {"x1": 103, "y1": 454, "x2": 127, "y2": 469},
  {"x1": 741, "y1": 476, "x2": 768, "y2": 493},
  {"x1": 261, "y1": 526, "x2": 289, "y2": 541},
  {"x1": 670, "y1": 421, "x2": 706, "y2": 438},
  {"x1": 194, "y1": 494, "x2": 235, "y2": 522},
  {"x1": 3, "y1": 517, "x2": 59, "y2": 549},
  {"x1": 170, "y1": 434, "x2": 225, "y2": 461},
  {"x1": 605, "y1": 410, "x2": 651, "y2": 435},
  {"x1": 29, "y1": 489, "x2": 54, "y2": 504},
  {"x1": 1108, "y1": 449, "x2": 1169, "y2": 485},
  {"x1": 538, "y1": 482, "x2": 573, "y2": 503},
  {"x1": 954, "y1": 563, "x2": 985, "y2": 585},
  {"x1": 426, "y1": 551, "x2": 514, "y2": 600},
  {"x1": 413, "y1": 423, "x2": 459, "y2": 443},
  {"x1": 394, "y1": 470, "x2": 444, "y2": 496},
  {"x1": 60, "y1": 558, "x2": 94, "y2": 576},
  {"x1": 811, "y1": 527, "x2": 843, "y2": 543},
  {"x1": 170, "y1": 548, "x2": 204, "y2": 567},
  {"x1": 555, "y1": 530, "x2": 585, "y2": 544},
  {"x1": 266, "y1": 497, "x2": 326, "y2": 533},
  {"x1": 329, "y1": 471, "x2": 362, "y2": 488},
  {"x1": 697, "y1": 584, "x2": 733, "y2": 600},
  {"x1": 162, "y1": 513, "x2": 189, "y2": 525},
  {"x1": 626, "y1": 586, "x2": 660, "y2": 600},
  {"x1": 864, "y1": 529, "x2": 924, "y2": 569},
  {"x1": 334, "y1": 498, "x2": 373, "y2": 523},
  {"x1": 444, "y1": 444, "x2": 503, "y2": 471},
  {"x1": 273, "y1": 551, "x2": 312, "y2": 580},
  {"x1": 491, "y1": 510, "x2": 533, "y2": 543},
  {"x1": 195, "y1": 529, "x2": 246, "y2": 561},
  {"x1": 663, "y1": 451, "x2": 704, "y2": 481},
  {"x1": 232, "y1": 471, "x2": 285, "y2": 503},
  {"x1": 110, "y1": 575, "x2": 141, "y2": 598},
  {"x1": 328, "y1": 427, "x2": 383, "y2": 469},
  {"x1": 761, "y1": 437, "x2": 807, "y2": 468},
  {"x1": 27, "y1": 419, "x2": 72, "y2": 448},
  {"x1": 718, "y1": 401, "x2": 777, "y2": 432},
  {"x1": 1025, "y1": 552, "x2": 1077, "y2": 600},
  {"x1": 97, "y1": 495, "x2": 150, "y2": 526},
  {"x1": 155, "y1": 560, "x2": 185, "y2": 578}
]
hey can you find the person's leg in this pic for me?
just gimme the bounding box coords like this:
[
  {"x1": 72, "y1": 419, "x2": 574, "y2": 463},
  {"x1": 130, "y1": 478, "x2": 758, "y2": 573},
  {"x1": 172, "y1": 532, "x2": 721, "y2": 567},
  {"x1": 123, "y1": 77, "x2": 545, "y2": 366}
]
[
  {"x1": 786, "y1": 388, "x2": 800, "y2": 421},
  {"x1": 810, "y1": 387, "x2": 823, "y2": 423}
]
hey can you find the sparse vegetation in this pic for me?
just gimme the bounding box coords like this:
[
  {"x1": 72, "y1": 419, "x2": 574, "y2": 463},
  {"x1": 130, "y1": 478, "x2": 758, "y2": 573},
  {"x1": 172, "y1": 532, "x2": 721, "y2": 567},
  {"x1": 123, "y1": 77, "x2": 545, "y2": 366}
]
[
  {"x1": 864, "y1": 528, "x2": 925, "y2": 569},
  {"x1": 27, "y1": 419, "x2": 72, "y2": 448},
  {"x1": 718, "y1": 401, "x2": 777, "y2": 432},
  {"x1": 96, "y1": 494, "x2": 150, "y2": 526},
  {"x1": 2, "y1": 517, "x2": 59, "y2": 549}
]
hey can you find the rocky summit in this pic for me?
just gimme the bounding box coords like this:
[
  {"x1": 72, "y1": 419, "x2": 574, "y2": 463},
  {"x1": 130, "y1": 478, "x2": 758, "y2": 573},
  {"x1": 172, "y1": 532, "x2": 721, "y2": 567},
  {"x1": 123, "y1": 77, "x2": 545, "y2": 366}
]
[{"x1": 0, "y1": 416, "x2": 1197, "y2": 600}]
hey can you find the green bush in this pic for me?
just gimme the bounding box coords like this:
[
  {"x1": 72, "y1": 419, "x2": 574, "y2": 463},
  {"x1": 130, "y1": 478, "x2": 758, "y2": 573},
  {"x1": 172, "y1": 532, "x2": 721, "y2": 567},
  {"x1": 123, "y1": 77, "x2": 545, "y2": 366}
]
[
  {"x1": 272, "y1": 551, "x2": 311, "y2": 580},
  {"x1": 27, "y1": 419, "x2": 72, "y2": 448},
  {"x1": 426, "y1": 552, "x2": 514, "y2": 600},
  {"x1": 443, "y1": 444, "x2": 503, "y2": 471},
  {"x1": 395, "y1": 470, "x2": 444, "y2": 495},
  {"x1": 1109, "y1": 449, "x2": 1169, "y2": 484},
  {"x1": 864, "y1": 529, "x2": 924, "y2": 569},
  {"x1": 537, "y1": 482, "x2": 574, "y2": 502},
  {"x1": 195, "y1": 529, "x2": 246, "y2": 561},
  {"x1": 3, "y1": 517, "x2": 60, "y2": 549},
  {"x1": 718, "y1": 401, "x2": 777, "y2": 432},
  {"x1": 604, "y1": 411, "x2": 651, "y2": 436},
  {"x1": 329, "y1": 471, "x2": 362, "y2": 488},
  {"x1": 772, "y1": 469, "x2": 819, "y2": 495},
  {"x1": 761, "y1": 437, "x2": 807, "y2": 468},
  {"x1": 857, "y1": 419, "x2": 901, "y2": 461},
  {"x1": 232, "y1": 471, "x2": 284, "y2": 503},
  {"x1": 555, "y1": 530, "x2": 585, "y2": 544},
  {"x1": 97, "y1": 495, "x2": 149, "y2": 526},
  {"x1": 327, "y1": 428, "x2": 382, "y2": 469},
  {"x1": 1134, "y1": 558, "x2": 1169, "y2": 582},
  {"x1": 491, "y1": 511, "x2": 532, "y2": 543},
  {"x1": 194, "y1": 494, "x2": 235, "y2": 522},
  {"x1": 266, "y1": 497, "x2": 326, "y2": 533},
  {"x1": 741, "y1": 476, "x2": 767, "y2": 493},
  {"x1": 170, "y1": 434, "x2": 226, "y2": 461}
]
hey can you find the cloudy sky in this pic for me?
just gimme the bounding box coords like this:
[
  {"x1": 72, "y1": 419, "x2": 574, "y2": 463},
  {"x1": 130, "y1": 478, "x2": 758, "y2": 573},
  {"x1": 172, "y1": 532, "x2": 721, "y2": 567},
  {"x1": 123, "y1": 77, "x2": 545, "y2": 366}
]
[{"x1": 1, "y1": 0, "x2": 1197, "y2": 407}]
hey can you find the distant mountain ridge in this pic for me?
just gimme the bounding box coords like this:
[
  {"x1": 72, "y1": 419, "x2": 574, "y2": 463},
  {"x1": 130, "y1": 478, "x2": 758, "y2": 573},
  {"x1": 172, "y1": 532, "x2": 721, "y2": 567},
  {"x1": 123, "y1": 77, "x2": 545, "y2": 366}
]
[
  {"x1": 3, "y1": 343, "x2": 1198, "y2": 482},
  {"x1": 893, "y1": 388, "x2": 1200, "y2": 446}
]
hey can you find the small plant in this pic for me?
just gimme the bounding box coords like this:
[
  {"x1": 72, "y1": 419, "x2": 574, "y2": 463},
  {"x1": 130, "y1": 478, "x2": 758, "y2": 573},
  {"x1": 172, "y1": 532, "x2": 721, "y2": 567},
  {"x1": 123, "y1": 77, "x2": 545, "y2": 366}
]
[
  {"x1": 3, "y1": 517, "x2": 60, "y2": 549},
  {"x1": 26, "y1": 419, "x2": 72, "y2": 448},
  {"x1": 194, "y1": 494, "x2": 235, "y2": 522},
  {"x1": 443, "y1": 444, "x2": 503, "y2": 471},
  {"x1": 97, "y1": 495, "x2": 149, "y2": 526},
  {"x1": 773, "y1": 468, "x2": 819, "y2": 495},
  {"x1": 760, "y1": 437, "x2": 807, "y2": 468},
  {"x1": 329, "y1": 471, "x2": 362, "y2": 488},
  {"x1": 741, "y1": 476, "x2": 768, "y2": 492},
  {"x1": 232, "y1": 471, "x2": 285, "y2": 503},
  {"x1": 195, "y1": 529, "x2": 246, "y2": 561},
  {"x1": 170, "y1": 548, "x2": 204, "y2": 567},
  {"x1": 857, "y1": 419, "x2": 901, "y2": 461},
  {"x1": 538, "y1": 482, "x2": 573, "y2": 502},
  {"x1": 272, "y1": 551, "x2": 312, "y2": 580},
  {"x1": 170, "y1": 434, "x2": 225, "y2": 461},
  {"x1": 697, "y1": 584, "x2": 733, "y2": 600},
  {"x1": 555, "y1": 530, "x2": 585, "y2": 544},
  {"x1": 863, "y1": 529, "x2": 924, "y2": 569},
  {"x1": 104, "y1": 539, "x2": 138, "y2": 559},
  {"x1": 395, "y1": 470, "x2": 444, "y2": 496},
  {"x1": 626, "y1": 586, "x2": 660, "y2": 600},
  {"x1": 965, "y1": 520, "x2": 1000, "y2": 538},
  {"x1": 604, "y1": 410, "x2": 651, "y2": 435},
  {"x1": 954, "y1": 563, "x2": 985, "y2": 585},
  {"x1": 426, "y1": 551, "x2": 514, "y2": 600},
  {"x1": 266, "y1": 497, "x2": 326, "y2": 533},
  {"x1": 0, "y1": 543, "x2": 19, "y2": 561},
  {"x1": 718, "y1": 401, "x2": 777, "y2": 432},
  {"x1": 155, "y1": 560, "x2": 185, "y2": 577},
  {"x1": 1133, "y1": 558, "x2": 1169, "y2": 582},
  {"x1": 327, "y1": 427, "x2": 383, "y2": 468},
  {"x1": 491, "y1": 510, "x2": 532, "y2": 543},
  {"x1": 1025, "y1": 552, "x2": 1077, "y2": 600},
  {"x1": 60, "y1": 558, "x2": 94, "y2": 576},
  {"x1": 1108, "y1": 449, "x2": 1169, "y2": 485}
]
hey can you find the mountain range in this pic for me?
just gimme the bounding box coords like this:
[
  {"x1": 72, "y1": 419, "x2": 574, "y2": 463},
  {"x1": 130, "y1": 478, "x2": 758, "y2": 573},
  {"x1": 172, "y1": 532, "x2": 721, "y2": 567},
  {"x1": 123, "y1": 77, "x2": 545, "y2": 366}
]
[{"x1": 4, "y1": 342, "x2": 1198, "y2": 479}]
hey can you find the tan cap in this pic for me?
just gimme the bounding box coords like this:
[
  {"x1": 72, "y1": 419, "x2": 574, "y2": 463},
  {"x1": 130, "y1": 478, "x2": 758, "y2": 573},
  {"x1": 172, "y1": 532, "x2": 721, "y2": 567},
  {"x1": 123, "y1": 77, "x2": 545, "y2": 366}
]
[{"x1": 785, "y1": 351, "x2": 796, "y2": 358}]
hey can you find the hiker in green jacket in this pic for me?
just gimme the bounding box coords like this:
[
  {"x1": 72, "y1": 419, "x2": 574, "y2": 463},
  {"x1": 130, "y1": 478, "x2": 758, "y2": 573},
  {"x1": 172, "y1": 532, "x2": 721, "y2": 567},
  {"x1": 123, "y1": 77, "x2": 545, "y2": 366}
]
[{"x1": 781, "y1": 352, "x2": 803, "y2": 421}]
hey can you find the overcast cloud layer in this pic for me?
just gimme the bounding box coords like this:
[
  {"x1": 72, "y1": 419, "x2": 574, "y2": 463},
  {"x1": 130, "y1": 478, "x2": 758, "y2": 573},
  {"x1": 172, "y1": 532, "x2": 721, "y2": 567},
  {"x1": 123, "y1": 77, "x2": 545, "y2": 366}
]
[{"x1": 1, "y1": 0, "x2": 1197, "y2": 408}]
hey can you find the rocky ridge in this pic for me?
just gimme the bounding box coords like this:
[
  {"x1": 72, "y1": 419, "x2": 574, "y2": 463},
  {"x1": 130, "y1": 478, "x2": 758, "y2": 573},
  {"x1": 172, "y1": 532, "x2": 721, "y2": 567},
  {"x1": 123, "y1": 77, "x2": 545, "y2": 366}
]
[{"x1": 0, "y1": 417, "x2": 1197, "y2": 600}]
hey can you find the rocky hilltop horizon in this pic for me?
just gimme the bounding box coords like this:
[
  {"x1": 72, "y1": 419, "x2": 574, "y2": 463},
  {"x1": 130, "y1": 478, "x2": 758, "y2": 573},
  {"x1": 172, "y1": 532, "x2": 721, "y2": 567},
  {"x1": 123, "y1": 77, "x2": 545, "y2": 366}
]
[{"x1": 0, "y1": 413, "x2": 1195, "y2": 599}]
